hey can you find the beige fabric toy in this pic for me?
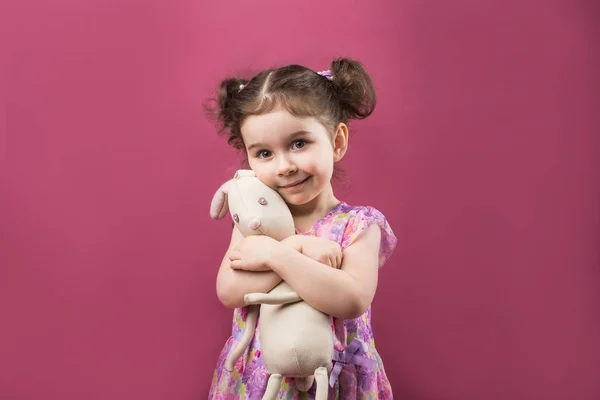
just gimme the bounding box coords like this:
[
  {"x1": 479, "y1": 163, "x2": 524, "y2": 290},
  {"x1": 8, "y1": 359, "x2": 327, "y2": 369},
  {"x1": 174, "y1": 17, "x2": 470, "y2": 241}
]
[{"x1": 210, "y1": 170, "x2": 333, "y2": 399}]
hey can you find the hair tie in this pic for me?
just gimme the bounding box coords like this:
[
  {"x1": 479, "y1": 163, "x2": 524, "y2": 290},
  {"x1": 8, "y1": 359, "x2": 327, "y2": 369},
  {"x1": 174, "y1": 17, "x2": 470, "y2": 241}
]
[{"x1": 317, "y1": 70, "x2": 334, "y2": 80}]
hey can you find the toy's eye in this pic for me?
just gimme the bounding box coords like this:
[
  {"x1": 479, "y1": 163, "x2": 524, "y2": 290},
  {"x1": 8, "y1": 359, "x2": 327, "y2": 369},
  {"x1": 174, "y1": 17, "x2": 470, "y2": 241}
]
[
  {"x1": 233, "y1": 214, "x2": 239, "y2": 223},
  {"x1": 258, "y1": 197, "x2": 268, "y2": 205}
]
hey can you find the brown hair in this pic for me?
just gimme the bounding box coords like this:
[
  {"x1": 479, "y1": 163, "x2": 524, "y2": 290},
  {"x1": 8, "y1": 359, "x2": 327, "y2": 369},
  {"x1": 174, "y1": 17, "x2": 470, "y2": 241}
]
[{"x1": 205, "y1": 58, "x2": 377, "y2": 151}]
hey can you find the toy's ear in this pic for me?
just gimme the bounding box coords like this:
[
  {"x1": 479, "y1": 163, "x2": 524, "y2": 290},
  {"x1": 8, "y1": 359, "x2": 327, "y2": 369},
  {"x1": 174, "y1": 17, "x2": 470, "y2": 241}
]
[
  {"x1": 210, "y1": 180, "x2": 232, "y2": 220},
  {"x1": 234, "y1": 169, "x2": 256, "y2": 179}
]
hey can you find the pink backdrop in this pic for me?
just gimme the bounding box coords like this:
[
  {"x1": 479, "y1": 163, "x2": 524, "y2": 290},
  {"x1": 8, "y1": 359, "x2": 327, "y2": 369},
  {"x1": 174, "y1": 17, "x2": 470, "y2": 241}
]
[{"x1": 1, "y1": 0, "x2": 599, "y2": 399}]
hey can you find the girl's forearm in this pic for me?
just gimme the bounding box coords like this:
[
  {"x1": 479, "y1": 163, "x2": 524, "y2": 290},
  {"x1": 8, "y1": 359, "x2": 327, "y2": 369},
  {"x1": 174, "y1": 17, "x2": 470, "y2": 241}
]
[
  {"x1": 267, "y1": 243, "x2": 367, "y2": 319},
  {"x1": 216, "y1": 269, "x2": 282, "y2": 309}
]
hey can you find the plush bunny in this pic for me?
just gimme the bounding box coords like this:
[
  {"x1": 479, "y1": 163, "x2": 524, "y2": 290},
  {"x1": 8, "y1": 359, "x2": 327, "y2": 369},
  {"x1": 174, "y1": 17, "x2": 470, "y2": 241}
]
[{"x1": 210, "y1": 170, "x2": 333, "y2": 400}]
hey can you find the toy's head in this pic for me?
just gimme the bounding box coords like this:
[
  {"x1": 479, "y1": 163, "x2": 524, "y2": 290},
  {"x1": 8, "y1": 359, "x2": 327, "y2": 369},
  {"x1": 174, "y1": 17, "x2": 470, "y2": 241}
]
[{"x1": 210, "y1": 170, "x2": 295, "y2": 240}]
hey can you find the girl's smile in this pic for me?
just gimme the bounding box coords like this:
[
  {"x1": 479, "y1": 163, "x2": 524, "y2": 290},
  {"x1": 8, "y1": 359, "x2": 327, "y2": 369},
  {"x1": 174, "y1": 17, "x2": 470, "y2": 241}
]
[{"x1": 279, "y1": 176, "x2": 311, "y2": 191}]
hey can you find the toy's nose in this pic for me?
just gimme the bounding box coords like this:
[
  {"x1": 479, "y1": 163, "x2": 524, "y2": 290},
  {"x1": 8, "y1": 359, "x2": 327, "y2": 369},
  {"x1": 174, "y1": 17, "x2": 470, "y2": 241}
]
[{"x1": 248, "y1": 218, "x2": 261, "y2": 231}]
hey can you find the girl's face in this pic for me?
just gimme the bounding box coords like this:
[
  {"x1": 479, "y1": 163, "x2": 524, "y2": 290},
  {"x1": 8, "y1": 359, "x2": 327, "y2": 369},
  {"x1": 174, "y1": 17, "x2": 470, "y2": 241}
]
[{"x1": 241, "y1": 108, "x2": 347, "y2": 207}]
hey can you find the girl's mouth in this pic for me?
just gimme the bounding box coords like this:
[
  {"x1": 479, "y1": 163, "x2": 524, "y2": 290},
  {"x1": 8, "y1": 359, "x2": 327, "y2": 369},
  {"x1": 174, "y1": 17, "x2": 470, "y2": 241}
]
[{"x1": 280, "y1": 176, "x2": 310, "y2": 190}]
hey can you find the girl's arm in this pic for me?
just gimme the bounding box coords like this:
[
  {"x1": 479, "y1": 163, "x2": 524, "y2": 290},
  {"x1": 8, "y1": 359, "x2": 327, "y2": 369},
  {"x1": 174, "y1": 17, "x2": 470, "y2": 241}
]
[
  {"x1": 267, "y1": 225, "x2": 381, "y2": 320},
  {"x1": 216, "y1": 226, "x2": 282, "y2": 309}
]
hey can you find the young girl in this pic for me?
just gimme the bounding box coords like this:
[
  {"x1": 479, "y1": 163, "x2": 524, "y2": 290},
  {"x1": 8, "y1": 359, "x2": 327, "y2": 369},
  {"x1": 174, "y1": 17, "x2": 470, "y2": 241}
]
[{"x1": 207, "y1": 58, "x2": 397, "y2": 399}]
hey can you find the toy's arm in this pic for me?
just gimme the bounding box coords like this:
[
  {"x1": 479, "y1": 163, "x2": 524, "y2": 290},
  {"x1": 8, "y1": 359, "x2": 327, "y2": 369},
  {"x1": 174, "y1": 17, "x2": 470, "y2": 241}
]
[
  {"x1": 244, "y1": 291, "x2": 302, "y2": 305},
  {"x1": 266, "y1": 225, "x2": 381, "y2": 320},
  {"x1": 216, "y1": 226, "x2": 283, "y2": 309}
]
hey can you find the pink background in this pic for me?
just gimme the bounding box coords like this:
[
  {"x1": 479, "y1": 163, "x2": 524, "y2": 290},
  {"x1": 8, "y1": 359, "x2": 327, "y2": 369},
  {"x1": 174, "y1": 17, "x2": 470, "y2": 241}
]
[{"x1": 1, "y1": 0, "x2": 599, "y2": 399}]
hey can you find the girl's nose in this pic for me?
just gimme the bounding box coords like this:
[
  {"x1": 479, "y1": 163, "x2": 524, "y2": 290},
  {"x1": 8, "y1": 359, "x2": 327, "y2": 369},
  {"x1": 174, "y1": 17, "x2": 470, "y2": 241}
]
[{"x1": 275, "y1": 156, "x2": 298, "y2": 176}]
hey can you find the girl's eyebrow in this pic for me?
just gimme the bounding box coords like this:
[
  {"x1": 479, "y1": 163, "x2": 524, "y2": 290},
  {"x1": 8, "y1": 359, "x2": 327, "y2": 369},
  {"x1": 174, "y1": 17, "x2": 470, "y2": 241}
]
[{"x1": 246, "y1": 130, "x2": 312, "y2": 151}]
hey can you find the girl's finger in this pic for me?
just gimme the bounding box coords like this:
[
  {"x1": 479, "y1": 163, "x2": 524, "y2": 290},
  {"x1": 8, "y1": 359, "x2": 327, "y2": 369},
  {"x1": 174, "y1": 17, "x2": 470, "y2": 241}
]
[{"x1": 228, "y1": 251, "x2": 241, "y2": 261}]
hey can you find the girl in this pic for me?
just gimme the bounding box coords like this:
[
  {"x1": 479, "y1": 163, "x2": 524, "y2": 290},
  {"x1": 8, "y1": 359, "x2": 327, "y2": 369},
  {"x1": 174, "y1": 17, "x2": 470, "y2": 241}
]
[{"x1": 207, "y1": 58, "x2": 397, "y2": 399}]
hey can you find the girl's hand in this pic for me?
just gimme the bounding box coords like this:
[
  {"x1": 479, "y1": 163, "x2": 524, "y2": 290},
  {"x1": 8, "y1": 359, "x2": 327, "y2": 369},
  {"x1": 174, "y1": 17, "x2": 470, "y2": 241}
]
[
  {"x1": 282, "y1": 235, "x2": 343, "y2": 269},
  {"x1": 228, "y1": 235, "x2": 279, "y2": 272}
]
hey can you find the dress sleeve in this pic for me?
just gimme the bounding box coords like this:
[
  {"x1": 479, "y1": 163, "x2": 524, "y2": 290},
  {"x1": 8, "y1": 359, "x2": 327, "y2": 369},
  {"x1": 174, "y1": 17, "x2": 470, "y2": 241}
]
[{"x1": 340, "y1": 206, "x2": 397, "y2": 268}]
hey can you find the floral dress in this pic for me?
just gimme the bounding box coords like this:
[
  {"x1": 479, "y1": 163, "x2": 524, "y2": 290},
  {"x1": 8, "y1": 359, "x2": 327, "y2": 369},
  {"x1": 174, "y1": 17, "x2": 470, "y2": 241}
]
[{"x1": 209, "y1": 201, "x2": 398, "y2": 399}]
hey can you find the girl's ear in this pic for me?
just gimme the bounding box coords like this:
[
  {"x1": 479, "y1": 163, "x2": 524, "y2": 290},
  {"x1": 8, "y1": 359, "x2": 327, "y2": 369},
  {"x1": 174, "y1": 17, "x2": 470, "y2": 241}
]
[{"x1": 333, "y1": 123, "x2": 349, "y2": 162}]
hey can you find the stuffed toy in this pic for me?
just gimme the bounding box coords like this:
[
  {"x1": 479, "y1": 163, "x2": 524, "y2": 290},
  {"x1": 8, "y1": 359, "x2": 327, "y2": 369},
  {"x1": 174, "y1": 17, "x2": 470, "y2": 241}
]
[{"x1": 210, "y1": 169, "x2": 333, "y2": 399}]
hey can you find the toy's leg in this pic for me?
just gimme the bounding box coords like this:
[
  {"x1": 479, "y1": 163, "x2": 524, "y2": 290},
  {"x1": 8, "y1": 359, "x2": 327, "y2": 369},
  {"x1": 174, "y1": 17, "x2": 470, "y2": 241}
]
[
  {"x1": 245, "y1": 291, "x2": 301, "y2": 305},
  {"x1": 224, "y1": 305, "x2": 258, "y2": 372},
  {"x1": 295, "y1": 375, "x2": 315, "y2": 391},
  {"x1": 262, "y1": 374, "x2": 282, "y2": 400},
  {"x1": 314, "y1": 367, "x2": 328, "y2": 400}
]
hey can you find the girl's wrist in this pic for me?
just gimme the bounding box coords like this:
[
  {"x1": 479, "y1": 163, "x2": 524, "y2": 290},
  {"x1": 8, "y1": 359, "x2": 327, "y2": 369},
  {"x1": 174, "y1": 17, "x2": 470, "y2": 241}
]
[
  {"x1": 267, "y1": 237, "x2": 304, "y2": 273},
  {"x1": 281, "y1": 235, "x2": 305, "y2": 253}
]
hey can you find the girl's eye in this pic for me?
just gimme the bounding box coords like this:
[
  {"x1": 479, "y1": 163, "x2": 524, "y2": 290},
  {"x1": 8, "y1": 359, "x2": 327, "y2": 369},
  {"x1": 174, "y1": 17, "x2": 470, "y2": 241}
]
[
  {"x1": 292, "y1": 140, "x2": 306, "y2": 150},
  {"x1": 257, "y1": 150, "x2": 272, "y2": 159}
]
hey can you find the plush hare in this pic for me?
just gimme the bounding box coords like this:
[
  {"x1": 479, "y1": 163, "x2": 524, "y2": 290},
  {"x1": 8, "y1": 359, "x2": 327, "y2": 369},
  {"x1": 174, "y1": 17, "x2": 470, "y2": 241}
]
[{"x1": 210, "y1": 170, "x2": 333, "y2": 399}]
